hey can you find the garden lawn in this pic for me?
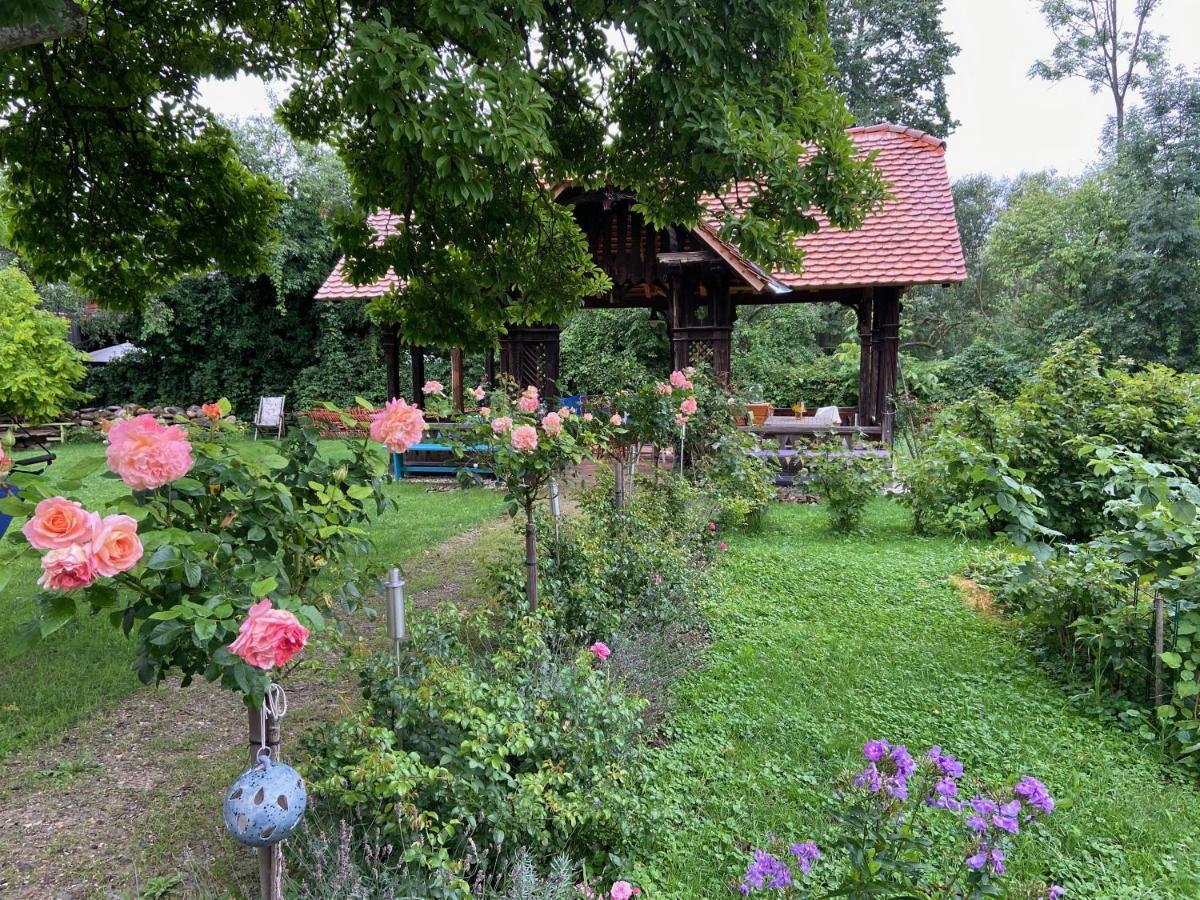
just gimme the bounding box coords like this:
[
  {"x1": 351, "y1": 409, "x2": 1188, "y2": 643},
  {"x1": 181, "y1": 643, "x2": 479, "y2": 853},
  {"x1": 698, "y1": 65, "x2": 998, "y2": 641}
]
[
  {"x1": 638, "y1": 500, "x2": 1200, "y2": 899},
  {"x1": 0, "y1": 440, "x2": 502, "y2": 757}
]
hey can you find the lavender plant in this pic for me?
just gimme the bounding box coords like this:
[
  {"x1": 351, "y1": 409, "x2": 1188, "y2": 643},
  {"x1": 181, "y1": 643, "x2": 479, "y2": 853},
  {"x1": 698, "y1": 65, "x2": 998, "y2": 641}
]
[{"x1": 736, "y1": 739, "x2": 1064, "y2": 899}]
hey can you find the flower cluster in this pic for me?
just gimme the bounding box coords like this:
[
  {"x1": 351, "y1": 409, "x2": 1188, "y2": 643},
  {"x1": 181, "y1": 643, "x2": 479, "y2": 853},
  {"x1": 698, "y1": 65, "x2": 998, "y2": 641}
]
[
  {"x1": 106, "y1": 414, "x2": 194, "y2": 491},
  {"x1": 22, "y1": 497, "x2": 143, "y2": 590},
  {"x1": 227, "y1": 598, "x2": 309, "y2": 670},
  {"x1": 577, "y1": 880, "x2": 641, "y2": 899},
  {"x1": 963, "y1": 774, "x2": 1055, "y2": 876},
  {"x1": 738, "y1": 843, "x2": 821, "y2": 894},
  {"x1": 855, "y1": 738, "x2": 916, "y2": 799}
]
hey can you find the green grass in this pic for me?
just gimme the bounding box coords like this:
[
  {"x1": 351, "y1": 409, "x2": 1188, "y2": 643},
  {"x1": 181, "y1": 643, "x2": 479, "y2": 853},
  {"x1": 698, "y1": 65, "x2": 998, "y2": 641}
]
[
  {"x1": 0, "y1": 440, "x2": 502, "y2": 758},
  {"x1": 638, "y1": 500, "x2": 1200, "y2": 899}
]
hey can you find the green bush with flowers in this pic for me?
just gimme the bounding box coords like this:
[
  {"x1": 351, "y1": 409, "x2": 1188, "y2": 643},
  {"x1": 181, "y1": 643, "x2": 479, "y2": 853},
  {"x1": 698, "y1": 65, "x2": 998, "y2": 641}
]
[
  {"x1": 300, "y1": 606, "x2": 649, "y2": 896},
  {"x1": 1, "y1": 405, "x2": 388, "y2": 704}
]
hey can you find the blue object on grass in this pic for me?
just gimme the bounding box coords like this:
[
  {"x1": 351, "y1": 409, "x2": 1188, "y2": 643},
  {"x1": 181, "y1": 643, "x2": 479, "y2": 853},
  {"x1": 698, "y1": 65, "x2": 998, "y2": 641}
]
[{"x1": 0, "y1": 483, "x2": 19, "y2": 540}]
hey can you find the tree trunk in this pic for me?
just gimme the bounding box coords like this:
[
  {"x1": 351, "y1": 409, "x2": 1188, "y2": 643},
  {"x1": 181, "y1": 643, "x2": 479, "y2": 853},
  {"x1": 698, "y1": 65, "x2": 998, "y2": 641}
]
[{"x1": 524, "y1": 487, "x2": 538, "y2": 613}]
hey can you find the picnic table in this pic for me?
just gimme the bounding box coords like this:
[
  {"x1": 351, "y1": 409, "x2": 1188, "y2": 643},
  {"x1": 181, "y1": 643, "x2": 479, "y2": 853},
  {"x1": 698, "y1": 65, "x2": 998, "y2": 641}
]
[{"x1": 741, "y1": 415, "x2": 888, "y2": 486}]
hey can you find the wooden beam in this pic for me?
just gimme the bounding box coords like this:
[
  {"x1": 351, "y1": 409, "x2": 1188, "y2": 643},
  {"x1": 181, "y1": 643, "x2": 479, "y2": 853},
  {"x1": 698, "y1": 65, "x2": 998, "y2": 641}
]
[
  {"x1": 657, "y1": 250, "x2": 719, "y2": 266},
  {"x1": 410, "y1": 346, "x2": 426, "y2": 408},
  {"x1": 450, "y1": 348, "x2": 464, "y2": 412},
  {"x1": 382, "y1": 325, "x2": 401, "y2": 402}
]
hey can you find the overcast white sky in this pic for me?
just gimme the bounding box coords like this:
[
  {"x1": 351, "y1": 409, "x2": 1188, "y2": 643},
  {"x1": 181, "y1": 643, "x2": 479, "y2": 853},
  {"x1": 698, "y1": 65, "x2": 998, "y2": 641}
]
[{"x1": 199, "y1": 0, "x2": 1200, "y2": 181}]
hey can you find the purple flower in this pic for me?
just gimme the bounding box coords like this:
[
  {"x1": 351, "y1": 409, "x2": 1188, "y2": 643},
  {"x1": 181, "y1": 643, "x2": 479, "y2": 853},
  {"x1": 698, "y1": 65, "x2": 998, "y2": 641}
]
[
  {"x1": 886, "y1": 775, "x2": 908, "y2": 800},
  {"x1": 992, "y1": 798, "x2": 1022, "y2": 833},
  {"x1": 926, "y1": 745, "x2": 964, "y2": 778},
  {"x1": 854, "y1": 764, "x2": 882, "y2": 793},
  {"x1": 1015, "y1": 775, "x2": 1056, "y2": 815},
  {"x1": 935, "y1": 777, "x2": 957, "y2": 798},
  {"x1": 1048, "y1": 886, "x2": 1066, "y2": 899},
  {"x1": 967, "y1": 815, "x2": 988, "y2": 832},
  {"x1": 890, "y1": 745, "x2": 916, "y2": 778},
  {"x1": 971, "y1": 796, "x2": 998, "y2": 817},
  {"x1": 965, "y1": 849, "x2": 987, "y2": 871},
  {"x1": 788, "y1": 841, "x2": 821, "y2": 875},
  {"x1": 989, "y1": 848, "x2": 1006, "y2": 875},
  {"x1": 740, "y1": 849, "x2": 793, "y2": 893},
  {"x1": 863, "y1": 739, "x2": 890, "y2": 762}
]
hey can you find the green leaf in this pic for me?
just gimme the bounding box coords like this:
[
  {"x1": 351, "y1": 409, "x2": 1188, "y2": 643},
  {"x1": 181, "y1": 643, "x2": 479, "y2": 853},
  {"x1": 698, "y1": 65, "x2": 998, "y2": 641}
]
[
  {"x1": 1162, "y1": 651, "x2": 1183, "y2": 669},
  {"x1": 251, "y1": 576, "x2": 278, "y2": 597},
  {"x1": 146, "y1": 544, "x2": 182, "y2": 571}
]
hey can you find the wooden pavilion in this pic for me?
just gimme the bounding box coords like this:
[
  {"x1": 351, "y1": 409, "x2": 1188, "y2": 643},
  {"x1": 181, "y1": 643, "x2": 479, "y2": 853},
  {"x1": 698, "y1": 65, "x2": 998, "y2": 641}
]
[{"x1": 316, "y1": 123, "x2": 966, "y2": 442}]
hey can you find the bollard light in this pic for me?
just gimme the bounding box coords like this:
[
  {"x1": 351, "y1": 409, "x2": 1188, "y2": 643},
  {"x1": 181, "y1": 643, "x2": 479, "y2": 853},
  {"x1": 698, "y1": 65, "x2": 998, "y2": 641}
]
[{"x1": 384, "y1": 566, "x2": 407, "y2": 673}]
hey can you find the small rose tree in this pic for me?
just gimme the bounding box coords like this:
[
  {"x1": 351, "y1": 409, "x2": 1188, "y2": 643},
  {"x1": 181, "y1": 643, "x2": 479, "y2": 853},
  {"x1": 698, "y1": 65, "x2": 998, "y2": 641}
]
[
  {"x1": 606, "y1": 368, "x2": 698, "y2": 507},
  {"x1": 446, "y1": 385, "x2": 610, "y2": 611},
  {"x1": 1, "y1": 407, "x2": 391, "y2": 706}
]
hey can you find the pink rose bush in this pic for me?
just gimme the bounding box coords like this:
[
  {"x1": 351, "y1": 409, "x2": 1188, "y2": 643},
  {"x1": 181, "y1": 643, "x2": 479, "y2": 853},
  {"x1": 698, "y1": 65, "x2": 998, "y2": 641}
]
[
  {"x1": 106, "y1": 415, "x2": 193, "y2": 491},
  {"x1": 23, "y1": 498, "x2": 143, "y2": 591},
  {"x1": 590, "y1": 641, "x2": 611, "y2": 662},
  {"x1": 370, "y1": 398, "x2": 427, "y2": 453},
  {"x1": 472, "y1": 386, "x2": 487, "y2": 401},
  {"x1": 491, "y1": 416, "x2": 513, "y2": 435},
  {"x1": 422, "y1": 380, "x2": 445, "y2": 396},
  {"x1": 228, "y1": 599, "x2": 310, "y2": 670},
  {"x1": 541, "y1": 412, "x2": 563, "y2": 436},
  {"x1": 680, "y1": 396, "x2": 698, "y2": 417}
]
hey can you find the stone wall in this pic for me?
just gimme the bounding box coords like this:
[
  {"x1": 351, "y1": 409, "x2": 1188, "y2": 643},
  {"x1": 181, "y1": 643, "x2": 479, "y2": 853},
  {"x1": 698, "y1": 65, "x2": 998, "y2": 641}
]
[{"x1": 69, "y1": 404, "x2": 239, "y2": 434}]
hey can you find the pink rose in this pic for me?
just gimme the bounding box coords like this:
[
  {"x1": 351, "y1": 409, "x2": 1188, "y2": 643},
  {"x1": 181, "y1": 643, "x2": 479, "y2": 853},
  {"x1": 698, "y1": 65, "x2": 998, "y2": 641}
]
[
  {"x1": 541, "y1": 412, "x2": 563, "y2": 436},
  {"x1": 611, "y1": 882, "x2": 634, "y2": 900},
  {"x1": 610, "y1": 413, "x2": 623, "y2": 426},
  {"x1": 480, "y1": 406, "x2": 491, "y2": 417},
  {"x1": 720, "y1": 542, "x2": 728, "y2": 552},
  {"x1": 675, "y1": 414, "x2": 689, "y2": 425},
  {"x1": 370, "y1": 399, "x2": 426, "y2": 453},
  {"x1": 201, "y1": 402, "x2": 222, "y2": 420},
  {"x1": 422, "y1": 380, "x2": 445, "y2": 396},
  {"x1": 510, "y1": 424, "x2": 538, "y2": 453},
  {"x1": 472, "y1": 386, "x2": 487, "y2": 401},
  {"x1": 518, "y1": 395, "x2": 539, "y2": 413},
  {"x1": 558, "y1": 406, "x2": 573, "y2": 419},
  {"x1": 38, "y1": 543, "x2": 96, "y2": 590},
  {"x1": 90, "y1": 514, "x2": 144, "y2": 577},
  {"x1": 669, "y1": 370, "x2": 692, "y2": 390},
  {"x1": 589, "y1": 641, "x2": 611, "y2": 662},
  {"x1": 655, "y1": 382, "x2": 672, "y2": 395},
  {"x1": 228, "y1": 599, "x2": 310, "y2": 670},
  {"x1": 583, "y1": 413, "x2": 594, "y2": 422},
  {"x1": 491, "y1": 416, "x2": 513, "y2": 435},
  {"x1": 22, "y1": 496, "x2": 98, "y2": 550},
  {"x1": 106, "y1": 415, "x2": 193, "y2": 491},
  {"x1": 680, "y1": 396, "x2": 698, "y2": 416},
  {"x1": 708, "y1": 521, "x2": 717, "y2": 532}
]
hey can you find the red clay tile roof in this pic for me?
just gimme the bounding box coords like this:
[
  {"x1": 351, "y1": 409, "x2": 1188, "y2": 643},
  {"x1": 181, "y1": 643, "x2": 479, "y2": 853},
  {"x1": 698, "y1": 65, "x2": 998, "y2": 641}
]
[
  {"x1": 316, "y1": 124, "x2": 965, "y2": 300},
  {"x1": 314, "y1": 210, "x2": 404, "y2": 299},
  {"x1": 700, "y1": 123, "x2": 966, "y2": 291}
]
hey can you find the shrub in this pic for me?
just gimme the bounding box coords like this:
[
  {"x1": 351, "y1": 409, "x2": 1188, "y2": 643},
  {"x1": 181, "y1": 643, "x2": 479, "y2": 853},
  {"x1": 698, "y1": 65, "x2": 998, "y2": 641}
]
[
  {"x1": 936, "y1": 338, "x2": 1028, "y2": 401},
  {"x1": 0, "y1": 265, "x2": 87, "y2": 420},
  {"x1": 301, "y1": 609, "x2": 648, "y2": 894},
  {"x1": 805, "y1": 447, "x2": 889, "y2": 533}
]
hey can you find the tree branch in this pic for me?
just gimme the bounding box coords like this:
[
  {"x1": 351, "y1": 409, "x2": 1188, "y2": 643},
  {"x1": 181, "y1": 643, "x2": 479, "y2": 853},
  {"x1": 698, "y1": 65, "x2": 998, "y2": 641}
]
[{"x1": 0, "y1": 1, "x2": 86, "y2": 53}]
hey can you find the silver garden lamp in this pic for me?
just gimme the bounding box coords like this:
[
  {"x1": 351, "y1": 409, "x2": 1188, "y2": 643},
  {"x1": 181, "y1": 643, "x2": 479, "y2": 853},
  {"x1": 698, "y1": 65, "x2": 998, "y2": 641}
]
[{"x1": 383, "y1": 567, "x2": 407, "y2": 672}]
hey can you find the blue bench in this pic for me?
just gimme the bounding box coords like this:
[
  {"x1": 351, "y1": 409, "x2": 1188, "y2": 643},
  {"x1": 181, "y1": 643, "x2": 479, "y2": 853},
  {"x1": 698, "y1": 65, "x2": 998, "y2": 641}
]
[{"x1": 390, "y1": 442, "x2": 494, "y2": 480}]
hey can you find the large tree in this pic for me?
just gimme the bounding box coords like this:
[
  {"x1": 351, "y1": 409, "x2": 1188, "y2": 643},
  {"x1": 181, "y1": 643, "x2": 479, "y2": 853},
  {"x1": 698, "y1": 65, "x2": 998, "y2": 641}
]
[
  {"x1": 1030, "y1": 0, "x2": 1166, "y2": 141},
  {"x1": 0, "y1": 0, "x2": 885, "y2": 352},
  {"x1": 826, "y1": 0, "x2": 959, "y2": 136}
]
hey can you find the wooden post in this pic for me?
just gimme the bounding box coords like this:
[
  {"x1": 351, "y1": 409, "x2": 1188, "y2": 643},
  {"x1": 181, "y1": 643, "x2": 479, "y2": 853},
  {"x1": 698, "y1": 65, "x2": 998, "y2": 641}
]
[
  {"x1": 382, "y1": 325, "x2": 401, "y2": 402},
  {"x1": 855, "y1": 293, "x2": 874, "y2": 425},
  {"x1": 248, "y1": 707, "x2": 282, "y2": 900},
  {"x1": 450, "y1": 348, "x2": 465, "y2": 412},
  {"x1": 410, "y1": 346, "x2": 426, "y2": 408},
  {"x1": 871, "y1": 288, "x2": 902, "y2": 444},
  {"x1": 484, "y1": 349, "x2": 496, "y2": 388}
]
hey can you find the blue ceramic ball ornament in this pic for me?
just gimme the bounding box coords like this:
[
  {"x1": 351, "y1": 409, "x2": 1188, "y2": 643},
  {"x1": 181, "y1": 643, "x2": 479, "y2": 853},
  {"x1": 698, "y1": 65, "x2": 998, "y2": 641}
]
[{"x1": 223, "y1": 747, "x2": 307, "y2": 847}]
